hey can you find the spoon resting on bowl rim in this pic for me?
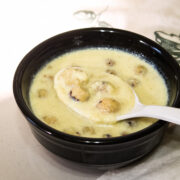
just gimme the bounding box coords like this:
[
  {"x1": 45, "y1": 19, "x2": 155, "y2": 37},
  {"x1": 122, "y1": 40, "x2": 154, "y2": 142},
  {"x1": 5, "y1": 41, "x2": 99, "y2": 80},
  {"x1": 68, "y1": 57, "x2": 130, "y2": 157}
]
[{"x1": 117, "y1": 90, "x2": 180, "y2": 125}]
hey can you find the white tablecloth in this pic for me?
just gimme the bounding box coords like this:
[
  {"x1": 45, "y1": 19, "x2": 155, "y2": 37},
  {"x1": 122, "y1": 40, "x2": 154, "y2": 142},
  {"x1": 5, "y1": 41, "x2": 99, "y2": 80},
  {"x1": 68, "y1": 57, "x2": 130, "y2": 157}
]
[{"x1": 0, "y1": 0, "x2": 179, "y2": 179}]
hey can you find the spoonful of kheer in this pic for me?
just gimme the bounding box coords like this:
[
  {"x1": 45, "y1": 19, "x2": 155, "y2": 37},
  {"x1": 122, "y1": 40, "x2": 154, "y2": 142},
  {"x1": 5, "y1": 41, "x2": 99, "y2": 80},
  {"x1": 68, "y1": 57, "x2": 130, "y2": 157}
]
[{"x1": 54, "y1": 66, "x2": 180, "y2": 125}]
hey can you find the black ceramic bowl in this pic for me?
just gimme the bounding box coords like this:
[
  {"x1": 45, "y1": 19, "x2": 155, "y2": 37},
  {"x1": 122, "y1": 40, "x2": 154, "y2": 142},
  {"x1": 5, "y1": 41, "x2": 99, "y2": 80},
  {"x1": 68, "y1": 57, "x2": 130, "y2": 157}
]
[{"x1": 13, "y1": 28, "x2": 180, "y2": 169}]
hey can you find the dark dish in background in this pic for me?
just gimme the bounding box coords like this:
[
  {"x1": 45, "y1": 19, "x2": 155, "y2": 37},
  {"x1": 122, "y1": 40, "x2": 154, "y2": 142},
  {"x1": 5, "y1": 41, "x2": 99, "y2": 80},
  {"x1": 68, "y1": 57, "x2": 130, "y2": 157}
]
[{"x1": 13, "y1": 28, "x2": 180, "y2": 169}]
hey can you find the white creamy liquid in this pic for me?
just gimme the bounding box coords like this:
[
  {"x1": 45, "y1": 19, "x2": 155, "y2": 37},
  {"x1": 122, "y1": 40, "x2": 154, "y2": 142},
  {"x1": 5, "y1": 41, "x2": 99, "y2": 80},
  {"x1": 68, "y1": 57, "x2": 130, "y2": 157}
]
[{"x1": 29, "y1": 48, "x2": 168, "y2": 138}]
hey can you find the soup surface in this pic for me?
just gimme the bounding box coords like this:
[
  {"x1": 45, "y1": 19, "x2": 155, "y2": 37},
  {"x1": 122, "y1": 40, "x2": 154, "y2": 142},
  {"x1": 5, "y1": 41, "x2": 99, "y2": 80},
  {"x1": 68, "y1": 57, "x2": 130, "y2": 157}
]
[{"x1": 29, "y1": 48, "x2": 168, "y2": 138}]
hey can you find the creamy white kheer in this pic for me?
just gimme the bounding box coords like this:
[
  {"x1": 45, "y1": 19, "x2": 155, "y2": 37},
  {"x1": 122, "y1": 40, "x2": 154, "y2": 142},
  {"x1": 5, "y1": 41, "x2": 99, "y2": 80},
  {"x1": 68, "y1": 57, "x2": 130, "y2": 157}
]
[{"x1": 29, "y1": 48, "x2": 168, "y2": 138}]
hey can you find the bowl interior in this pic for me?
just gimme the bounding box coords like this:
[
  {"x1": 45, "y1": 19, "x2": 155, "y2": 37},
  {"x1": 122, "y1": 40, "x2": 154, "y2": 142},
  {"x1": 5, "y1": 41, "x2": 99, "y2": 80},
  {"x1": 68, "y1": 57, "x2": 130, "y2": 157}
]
[{"x1": 14, "y1": 28, "x2": 180, "y2": 141}]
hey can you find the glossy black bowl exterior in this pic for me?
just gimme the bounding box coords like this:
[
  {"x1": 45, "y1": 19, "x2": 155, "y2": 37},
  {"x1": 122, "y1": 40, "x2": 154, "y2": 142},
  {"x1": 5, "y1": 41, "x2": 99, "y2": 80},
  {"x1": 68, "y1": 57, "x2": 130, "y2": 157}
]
[{"x1": 13, "y1": 28, "x2": 180, "y2": 169}]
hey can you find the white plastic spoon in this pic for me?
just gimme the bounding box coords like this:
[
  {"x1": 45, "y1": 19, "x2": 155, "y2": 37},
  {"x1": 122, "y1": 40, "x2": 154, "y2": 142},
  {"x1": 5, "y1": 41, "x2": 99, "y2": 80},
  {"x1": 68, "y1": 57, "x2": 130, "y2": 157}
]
[{"x1": 117, "y1": 91, "x2": 180, "y2": 125}]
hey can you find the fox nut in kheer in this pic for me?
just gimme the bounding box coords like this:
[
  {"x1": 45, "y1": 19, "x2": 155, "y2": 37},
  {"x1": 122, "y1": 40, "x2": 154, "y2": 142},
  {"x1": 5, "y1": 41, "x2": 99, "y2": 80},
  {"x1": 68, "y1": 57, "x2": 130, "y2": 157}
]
[
  {"x1": 38, "y1": 89, "x2": 48, "y2": 98},
  {"x1": 135, "y1": 65, "x2": 147, "y2": 75},
  {"x1": 42, "y1": 115, "x2": 57, "y2": 124},
  {"x1": 70, "y1": 85, "x2": 89, "y2": 102},
  {"x1": 61, "y1": 67, "x2": 88, "y2": 85},
  {"x1": 96, "y1": 98, "x2": 119, "y2": 113},
  {"x1": 106, "y1": 58, "x2": 115, "y2": 66}
]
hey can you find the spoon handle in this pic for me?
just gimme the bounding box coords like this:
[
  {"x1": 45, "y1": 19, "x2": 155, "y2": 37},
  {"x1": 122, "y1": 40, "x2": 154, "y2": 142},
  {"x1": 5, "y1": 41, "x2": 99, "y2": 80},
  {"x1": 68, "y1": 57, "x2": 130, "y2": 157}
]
[{"x1": 139, "y1": 105, "x2": 180, "y2": 125}]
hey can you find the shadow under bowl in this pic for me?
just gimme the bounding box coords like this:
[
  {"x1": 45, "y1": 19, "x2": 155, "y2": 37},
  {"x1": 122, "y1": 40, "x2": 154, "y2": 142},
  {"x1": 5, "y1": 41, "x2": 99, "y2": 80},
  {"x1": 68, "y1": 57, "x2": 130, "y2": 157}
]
[{"x1": 13, "y1": 28, "x2": 180, "y2": 170}]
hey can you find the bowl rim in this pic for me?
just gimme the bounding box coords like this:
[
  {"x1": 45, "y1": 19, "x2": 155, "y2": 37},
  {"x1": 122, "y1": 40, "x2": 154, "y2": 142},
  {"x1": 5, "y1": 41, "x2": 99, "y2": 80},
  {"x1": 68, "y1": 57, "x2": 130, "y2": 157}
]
[{"x1": 13, "y1": 27, "x2": 180, "y2": 145}]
